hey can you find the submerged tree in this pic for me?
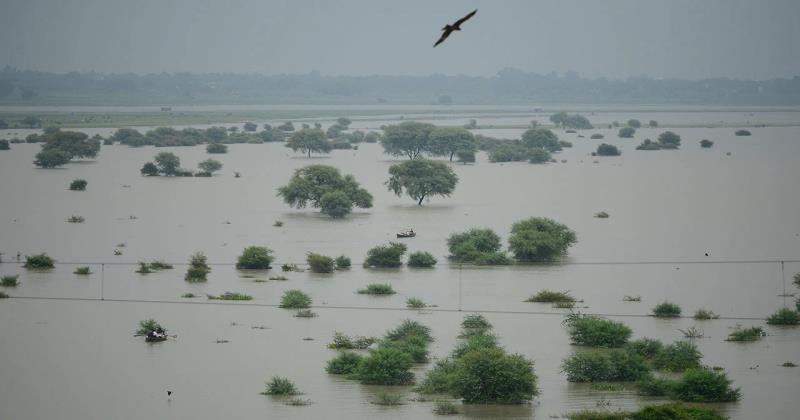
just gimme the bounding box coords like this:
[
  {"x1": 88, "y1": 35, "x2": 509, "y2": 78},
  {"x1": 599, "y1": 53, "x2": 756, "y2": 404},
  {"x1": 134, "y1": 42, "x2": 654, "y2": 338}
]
[
  {"x1": 154, "y1": 152, "x2": 181, "y2": 176},
  {"x1": 521, "y1": 128, "x2": 561, "y2": 152},
  {"x1": 285, "y1": 128, "x2": 331, "y2": 157},
  {"x1": 429, "y1": 127, "x2": 476, "y2": 161},
  {"x1": 386, "y1": 158, "x2": 458, "y2": 205},
  {"x1": 380, "y1": 121, "x2": 436, "y2": 159},
  {"x1": 278, "y1": 165, "x2": 373, "y2": 217},
  {"x1": 508, "y1": 217, "x2": 577, "y2": 262}
]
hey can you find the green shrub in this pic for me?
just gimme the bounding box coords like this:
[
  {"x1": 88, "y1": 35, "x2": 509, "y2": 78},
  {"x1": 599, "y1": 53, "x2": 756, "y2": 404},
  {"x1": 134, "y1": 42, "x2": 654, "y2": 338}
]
[
  {"x1": 596, "y1": 143, "x2": 621, "y2": 156},
  {"x1": 636, "y1": 374, "x2": 674, "y2": 396},
  {"x1": 67, "y1": 215, "x2": 85, "y2": 223},
  {"x1": 766, "y1": 307, "x2": 800, "y2": 325},
  {"x1": 306, "y1": 253, "x2": 335, "y2": 273},
  {"x1": 380, "y1": 334, "x2": 430, "y2": 363},
  {"x1": 472, "y1": 251, "x2": 512, "y2": 265},
  {"x1": 280, "y1": 289, "x2": 312, "y2": 308},
  {"x1": 618, "y1": 127, "x2": 635, "y2": 138},
  {"x1": 406, "y1": 297, "x2": 428, "y2": 309},
  {"x1": 335, "y1": 255, "x2": 351, "y2": 269},
  {"x1": 652, "y1": 341, "x2": 702, "y2": 372},
  {"x1": 567, "y1": 410, "x2": 628, "y2": 420},
  {"x1": 358, "y1": 283, "x2": 396, "y2": 295},
  {"x1": 356, "y1": 347, "x2": 414, "y2": 385},
  {"x1": 526, "y1": 290, "x2": 575, "y2": 303},
  {"x1": 734, "y1": 129, "x2": 751, "y2": 136},
  {"x1": 262, "y1": 376, "x2": 299, "y2": 395},
  {"x1": 700, "y1": 139, "x2": 714, "y2": 148},
  {"x1": 149, "y1": 260, "x2": 173, "y2": 270},
  {"x1": 326, "y1": 352, "x2": 364, "y2": 375},
  {"x1": 625, "y1": 338, "x2": 664, "y2": 359},
  {"x1": 236, "y1": 246, "x2": 273, "y2": 269},
  {"x1": 416, "y1": 359, "x2": 459, "y2": 394},
  {"x1": 328, "y1": 332, "x2": 377, "y2": 350},
  {"x1": 726, "y1": 326, "x2": 765, "y2": 341},
  {"x1": 206, "y1": 143, "x2": 227, "y2": 154},
  {"x1": 24, "y1": 253, "x2": 55, "y2": 269},
  {"x1": 1, "y1": 275, "x2": 20, "y2": 287},
  {"x1": 636, "y1": 139, "x2": 661, "y2": 150},
  {"x1": 433, "y1": 400, "x2": 459, "y2": 415},
  {"x1": 0, "y1": 291, "x2": 8, "y2": 299},
  {"x1": 671, "y1": 368, "x2": 741, "y2": 402},
  {"x1": 407, "y1": 251, "x2": 437, "y2": 267},
  {"x1": 632, "y1": 403, "x2": 726, "y2": 420},
  {"x1": 452, "y1": 347, "x2": 538, "y2": 403},
  {"x1": 528, "y1": 147, "x2": 551, "y2": 164},
  {"x1": 136, "y1": 319, "x2": 166, "y2": 335},
  {"x1": 446, "y1": 228, "x2": 505, "y2": 263},
  {"x1": 135, "y1": 262, "x2": 153, "y2": 274},
  {"x1": 652, "y1": 302, "x2": 682, "y2": 318},
  {"x1": 693, "y1": 309, "x2": 719, "y2": 320},
  {"x1": 508, "y1": 217, "x2": 577, "y2": 262},
  {"x1": 73, "y1": 266, "x2": 91, "y2": 275},
  {"x1": 565, "y1": 315, "x2": 632, "y2": 347},
  {"x1": 657, "y1": 131, "x2": 682, "y2": 149},
  {"x1": 294, "y1": 309, "x2": 317, "y2": 318},
  {"x1": 208, "y1": 292, "x2": 253, "y2": 301},
  {"x1": 461, "y1": 314, "x2": 492, "y2": 332},
  {"x1": 184, "y1": 252, "x2": 210, "y2": 282},
  {"x1": 562, "y1": 350, "x2": 650, "y2": 382},
  {"x1": 364, "y1": 242, "x2": 407, "y2": 268},
  {"x1": 69, "y1": 179, "x2": 88, "y2": 191},
  {"x1": 451, "y1": 334, "x2": 500, "y2": 359},
  {"x1": 371, "y1": 392, "x2": 404, "y2": 406},
  {"x1": 181, "y1": 293, "x2": 197, "y2": 298},
  {"x1": 385, "y1": 320, "x2": 433, "y2": 343}
]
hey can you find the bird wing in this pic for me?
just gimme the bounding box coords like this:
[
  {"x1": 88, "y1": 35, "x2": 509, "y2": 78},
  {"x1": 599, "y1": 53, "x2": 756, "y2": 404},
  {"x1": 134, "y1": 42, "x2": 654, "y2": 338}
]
[
  {"x1": 454, "y1": 9, "x2": 477, "y2": 27},
  {"x1": 433, "y1": 28, "x2": 453, "y2": 47}
]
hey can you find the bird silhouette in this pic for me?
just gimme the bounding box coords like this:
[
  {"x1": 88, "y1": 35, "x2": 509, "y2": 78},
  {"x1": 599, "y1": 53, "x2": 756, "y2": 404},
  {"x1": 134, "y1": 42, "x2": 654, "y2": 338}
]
[{"x1": 433, "y1": 9, "x2": 477, "y2": 47}]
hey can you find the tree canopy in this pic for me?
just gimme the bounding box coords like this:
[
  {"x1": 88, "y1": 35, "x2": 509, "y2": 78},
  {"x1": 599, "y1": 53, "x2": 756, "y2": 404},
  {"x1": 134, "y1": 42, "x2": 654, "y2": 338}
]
[
  {"x1": 386, "y1": 158, "x2": 458, "y2": 205},
  {"x1": 154, "y1": 152, "x2": 181, "y2": 176},
  {"x1": 508, "y1": 217, "x2": 577, "y2": 262},
  {"x1": 380, "y1": 121, "x2": 436, "y2": 159},
  {"x1": 521, "y1": 128, "x2": 561, "y2": 152},
  {"x1": 429, "y1": 127, "x2": 476, "y2": 161},
  {"x1": 277, "y1": 165, "x2": 372, "y2": 218},
  {"x1": 285, "y1": 128, "x2": 331, "y2": 157}
]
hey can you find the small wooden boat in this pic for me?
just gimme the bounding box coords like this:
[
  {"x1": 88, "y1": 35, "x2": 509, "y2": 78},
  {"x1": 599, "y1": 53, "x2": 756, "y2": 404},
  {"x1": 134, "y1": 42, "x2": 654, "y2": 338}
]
[{"x1": 396, "y1": 229, "x2": 416, "y2": 238}]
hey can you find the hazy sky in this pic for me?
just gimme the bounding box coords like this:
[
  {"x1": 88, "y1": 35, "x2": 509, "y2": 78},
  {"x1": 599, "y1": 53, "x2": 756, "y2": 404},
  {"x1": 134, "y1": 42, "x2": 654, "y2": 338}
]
[{"x1": 1, "y1": 0, "x2": 799, "y2": 80}]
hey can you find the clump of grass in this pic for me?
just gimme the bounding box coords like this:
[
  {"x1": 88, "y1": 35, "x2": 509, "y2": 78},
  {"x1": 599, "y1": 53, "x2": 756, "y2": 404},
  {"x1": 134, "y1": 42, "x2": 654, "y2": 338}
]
[
  {"x1": 294, "y1": 309, "x2": 318, "y2": 318},
  {"x1": 73, "y1": 266, "x2": 91, "y2": 275},
  {"x1": 461, "y1": 314, "x2": 492, "y2": 332},
  {"x1": 652, "y1": 341, "x2": 702, "y2": 372},
  {"x1": 562, "y1": 350, "x2": 650, "y2": 382},
  {"x1": 208, "y1": 292, "x2": 253, "y2": 301},
  {"x1": 622, "y1": 295, "x2": 641, "y2": 302},
  {"x1": 0, "y1": 291, "x2": 8, "y2": 299},
  {"x1": 269, "y1": 275, "x2": 288, "y2": 281},
  {"x1": 652, "y1": 302, "x2": 682, "y2": 318},
  {"x1": 67, "y1": 215, "x2": 85, "y2": 223},
  {"x1": 273, "y1": 220, "x2": 284, "y2": 227},
  {"x1": 406, "y1": 297, "x2": 428, "y2": 309},
  {"x1": 306, "y1": 252, "x2": 335, "y2": 273},
  {"x1": 526, "y1": 289, "x2": 576, "y2": 303},
  {"x1": 24, "y1": 253, "x2": 54, "y2": 269},
  {"x1": 782, "y1": 362, "x2": 797, "y2": 367},
  {"x1": 1, "y1": 275, "x2": 20, "y2": 287},
  {"x1": 335, "y1": 255, "x2": 351, "y2": 269},
  {"x1": 280, "y1": 289, "x2": 312, "y2": 308},
  {"x1": 433, "y1": 400, "x2": 459, "y2": 415},
  {"x1": 184, "y1": 252, "x2": 210, "y2": 282},
  {"x1": 594, "y1": 211, "x2": 610, "y2": 218},
  {"x1": 766, "y1": 307, "x2": 799, "y2": 325},
  {"x1": 69, "y1": 179, "x2": 88, "y2": 191},
  {"x1": 625, "y1": 338, "x2": 665, "y2": 359},
  {"x1": 135, "y1": 262, "x2": 153, "y2": 274},
  {"x1": 149, "y1": 260, "x2": 173, "y2": 270},
  {"x1": 328, "y1": 332, "x2": 377, "y2": 349},
  {"x1": 726, "y1": 325, "x2": 766, "y2": 342},
  {"x1": 357, "y1": 283, "x2": 396, "y2": 295},
  {"x1": 693, "y1": 309, "x2": 719, "y2": 320},
  {"x1": 326, "y1": 351, "x2": 364, "y2": 374},
  {"x1": 371, "y1": 392, "x2": 404, "y2": 406},
  {"x1": 553, "y1": 301, "x2": 576, "y2": 309},
  {"x1": 590, "y1": 383, "x2": 627, "y2": 392},
  {"x1": 181, "y1": 293, "x2": 197, "y2": 298},
  {"x1": 281, "y1": 263, "x2": 302, "y2": 272},
  {"x1": 678, "y1": 326, "x2": 704, "y2": 339},
  {"x1": 262, "y1": 376, "x2": 299, "y2": 396},
  {"x1": 407, "y1": 251, "x2": 437, "y2": 268},
  {"x1": 285, "y1": 397, "x2": 312, "y2": 406}
]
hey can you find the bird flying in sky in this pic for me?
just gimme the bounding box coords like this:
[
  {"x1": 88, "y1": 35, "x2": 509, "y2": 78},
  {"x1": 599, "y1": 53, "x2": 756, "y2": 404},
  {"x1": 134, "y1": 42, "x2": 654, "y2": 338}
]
[{"x1": 433, "y1": 9, "x2": 477, "y2": 47}]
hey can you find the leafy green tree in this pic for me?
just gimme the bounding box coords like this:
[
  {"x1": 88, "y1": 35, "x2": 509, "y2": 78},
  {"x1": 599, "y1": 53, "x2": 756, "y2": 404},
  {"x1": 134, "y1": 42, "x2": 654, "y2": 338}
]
[
  {"x1": 364, "y1": 131, "x2": 381, "y2": 143},
  {"x1": 658, "y1": 131, "x2": 682, "y2": 149},
  {"x1": 381, "y1": 121, "x2": 436, "y2": 159},
  {"x1": 111, "y1": 128, "x2": 144, "y2": 144},
  {"x1": 447, "y1": 228, "x2": 510, "y2": 264},
  {"x1": 453, "y1": 347, "x2": 538, "y2": 403},
  {"x1": 521, "y1": 128, "x2": 561, "y2": 152},
  {"x1": 278, "y1": 165, "x2": 372, "y2": 217},
  {"x1": 259, "y1": 128, "x2": 286, "y2": 142},
  {"x1": 154, "y1": 152, "x2": 180, "y2": 176},
  {"x1": 648, "y1": 120, "x2": 659, "y2": 127},
  {"x1": 386, "y1": 158, "x2": 458, "y2": 205},
  {"x1": 627, "y1": 119, "x2": 642, "y2": 128},
  {"x1": 365, "y1": 242, "x2": 407, "y2": 268},
  {"x1": 618, "y1": 127, "x2": 636, "y2": 138},
  {"x1": 700, "y1": 139, "x2": 714, "y2": 148},
  {"x1": 326, "y1": 124, "x2": 344, "y2": 139},
  {"x1": 197, "y1": 158, "x2": 222, "y2": 175},
  {"x1": 236, "y1": 246, "x2": 274, "y2": 269},
  {"x1": 356, "y1": 347, "x2": 414, "y2": 385},
  {"x1": 508, "y1": 217, "x2": 577, "y2": 262},
  {"x1": 140, "y1": 162, "x2": 159, "y2": 176},
  {"x1": 429, "y1": 127, "x2": 475, "y2": 161},
  {"x1": 34, "y1": 149, "x2": 71, "y2": 168},
  {"x1": 487, "y1": 141, "x2": 529, "y2": 162},
  {"x1": 41, "y1": 130, "x2": 100, "y2": 159},
  {"x1": 285, "y1": 128, "x2": 331, "y2": 157},
  {"x1": 549, "y1": 112, "x2": 568, "y2": 127},
  {"x1": 407, "y1": 251, "x2": 437, "y2": 267}
]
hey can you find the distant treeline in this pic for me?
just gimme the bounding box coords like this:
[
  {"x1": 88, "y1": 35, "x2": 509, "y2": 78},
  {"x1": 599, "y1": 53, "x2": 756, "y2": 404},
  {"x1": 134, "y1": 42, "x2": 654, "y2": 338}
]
[{"x1": 1, "y1": 67, "x2": 800, "y2": 106}]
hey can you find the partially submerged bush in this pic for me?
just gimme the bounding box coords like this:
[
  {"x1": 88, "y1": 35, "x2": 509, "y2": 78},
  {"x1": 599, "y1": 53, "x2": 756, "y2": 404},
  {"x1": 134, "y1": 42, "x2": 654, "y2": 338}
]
[
  {"x1": 407, "y1": 251, "x2": 437, "y2": 267},
  {"x1": 184, "y1": 252, "x2": 210, "y2": 282},
  {"x1": 726, "y1": 326, "x2": 765, "y2": 342},
  {"x1": 565, "y1": 315, "x2": 632, "y2": 347},
  {"x1": 356, "y1": 347, "x2": 415, "y2": 385},
  {"x1": 446, "y1": 228, "x2": 508, "y2": 264},
  {"x1": 652, "y1": 341, "x2": 702, "y2": 372},
  {"x1": 294, "y1": 309, "x2": 317, "y2": 318},
  {"x1": 208, "y1": 292, "x2": 253, "y2": 301},
  {"x1": 452, "y1": 347, "x2": 538, "y2": 404},
  {"x1": 306, "y1": 253, "x2": 335, "y2": 273},
  {"x1": 1, "y1": 275, "x2": 20, "y2": 287},
  {"x1": 24, "y1": 253, "x2": 55, "y2": 269},
  {"x1": 328, "y1": 332, "x2": 377, "y2": 350},
  {"x1": 69, "y1": 179, "x2": 88, "y2": 191},
  {"x1": 358, "y1": 283, "x2": 396, "y2": 295},
  {"x1": 433, "y1": 400, "x2": 459, "y2": 415},
  {"x1": 334, "y1": 255, "x2": 351, "y2": 269},
  {"x1": 693, "y1": 309, "x2": 719, "y2": 320},
  {"x1": 371, "y1": 392, "x2": 404, "y2": 406},
  {"x1": 136, "y1": 319, "x2": 166, "y2": 336},
  {"x1": 562, "y1": 350, "x2": 649, "y2": 382},
  {"x1": 670, "y1": 368, "x2": 741, "y2": 402},
  {"x1": 567, "y1": 404, "x2": 726, "y2": 420},
  {"x1": 508, "y1": 217, "x2": 577, "y2": 262},
  {"x1": 625, "y1": 338, "x2": 664, "y2": 359},
  {"x1": 734, "y1": 129, "x2": 751, "y2": 136},
  {"x1": 280, "y1": 289, "x2": 312, "y2": 309},
  {"x1": 326, "y1": 352, "x2": 364, "y2": 375},
  {"x1": 526, "y1": 290, "x2": 575, "y2": 303},
  {"x1": 206, "y1": 143, "x2": 227, "y2": 154},
  {"x1": 700, "y1": 139, "x2": 714, "y2": 148},
  {"x1": 262, "y1": 377, "x2": 300, "y2": 396},
  {"x1": 73, "y1": 266, "x2": 91, "y2": 275},
  {"x1": 67, "y1": 215, "x2": 85, "y2": 223},
  {"x1": 652, "y1": 302, "x2": 682, "y2": 318},
  {"x1": 236, "y1": 246, "x2": 273, "y2": 269},
  {"x1": 596, "y1": 143, "x2": 621, "y2": 156},
  {"x1": 766, "y1": 307, "x2": 799, "y2": 325},
  {"x1": 364, "y1": 242, "x2": 407, "y2": 268},
  {"x1": 386, "y1": 320, "x2": 433, "y2": 343},
  {"x1": 406, "y1": 297, "x2": 428, "y2": 309}
]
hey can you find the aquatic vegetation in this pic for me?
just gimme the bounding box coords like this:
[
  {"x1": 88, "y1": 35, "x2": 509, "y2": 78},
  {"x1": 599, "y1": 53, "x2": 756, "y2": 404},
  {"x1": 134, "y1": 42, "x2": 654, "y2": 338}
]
[
  {"x1": 206, "y1": 143, "x2": 227, "y2": 154},
  {"x1": 67, "y1": 215, "x2": 85, "y2": 223},
  {"x1": 236, "y1": 246, "x2": 274, "y2": 269},
  {"x1": 328, "y1": 332, "x2": 377, "y2": 350},
  {"x1": 678, "y1": 326, "x2": 705, "y2": 339},
  {"x1": 590, "y1": 133, "x2": 605, "y2": 139},
  {"x1": 207, "y1": 292, "x2": 253, "y2": 301},
  {"x1": 268, "y1": 275, "x2": 288, "y2": 281},
  {"x1": 280, "y1": 289, "x2": 312, "y2": 309},
  {"x1": 181, "y1": 293, "x2": 197, "y2": 298},
  {"x1": 766, "y1": 307, "x2": 799, "y2": 325},
  {"x1": 1, "y1": 275, "x2": 20, "y2": 287},
  {"x1": 306, "y1": 253, "x2": 335, "y2": 273},
  {"x1": 364, "y1": 242, "x2": 407, "y2": 268},
  {"x1": 461, "y1": 314, "x2": 492, "y2": 332},
  {"x1": 446, "y1": 228, "x2": 509, "y2": 264},
  {"x1": 278, "y1": 165, "x2": 372, "y2": 217},
  {"x1": 617, "y1": 127, "x2": 635, "y2": 138},
  {"x1": 358, "y1": 283, "x2": 396, "y2": 295},
  {"x1": 590, "y1": 383, "x2": 626, "y2": 392},
  {"x1": 526, "y1": 289, "x2": 575, "y2": 303},
  {"x1": 670, "y1": 368, "x2": 741, "y2": 402},
  {"x1": 782, "y1": 362, "x2": 797, "y2": 367},
  {"x1": 596, "y1": 143, "x2": 621, "y2": 156},
  {"x1": 622, "y1": 295, "x2": 641, "y2": 302},
  {"x1": 567, "y1": 404, "x2": 725, "y2": 420},
  {"x1": 528, "y1": 147, "x2": 552, "y2": 164},
  {"x1": 657, "y1": 131, "x2": 682, "y2": 149},
  {"x1": 700, "y1": 139, "x2": 714, "y2": 148},
  {"x1": 566, "y1": 409, "x2": 628, "y2": 420},
  {"x1": 562, "y1": 350, "x2": 650, "y2": 382},
  {"x1": 73, "y1": 266, "x2": 91, "y2": 275},
  {"x1": 433, "y1": 400, "x2": 459, "y2": 415},
  {"x1": 371, "y1": 392, "x2": 404, "y2": 406},
  {"x1": 148, "y1": 260, "x2": 173, "y2": 270},
  {"x1": 407, "y1": 251, "x2": 437, "y2": 268},
  {"x1": 508, "y1": 217, "x2": 577, "y2": 262},
  {"x1": 69, "y1": 178, "x2": 87, "y2": 191},
  {"x1": 386, "y1": 320, "x2": 433, "y2": 343},
  {"x1": 273, "y1": 220, "x2": 283, "y2": 227},
  {"x1": 184, "y1": 252, "x2": 210, "y2": 282},
  {"x1": 564, "y1": 315, "x2": 632, "y2": 347},
  {"x1": 334, "y1": 255, "x2": 351, "y2": 269},
  {"x1": 356, "y1": 347, "x2": 415, "y2": 385},
  {"x1": 284, "y1": 397, "x2": 312, "y2": 406},
  {"x1": 136, "y1": 319, "x2": 166, "y2": 336},
  {"x1": 726, "y1": 325, "x2": 766, "y2": 342},
  {"x1": 24, "y1": 253, "x2": 55, "y2": 269},
  {"x1": 406, "y1": 297, "x2": 428, "y2": 309},
  {"x1": 294, "y1": 309, "x2": 318, "y2": 318},
  {"x1": 625, "y1": 338, "x2": 665, "y2": 359},
  {"x1": 652, "y1": 302, "x2": 682, "y2": 318},
  {"x1": 652, "y1": 341, "x2": 702, "y2": 372},
  {"x1": 262, "y1": 377, "x2": 300, "y2": 396},
  {"x1": 554, "y1": 301, "x2": 576, "y2": 309},
  {"x1": 636, "y1": 138, "x2": 661, "y2": 150},
  {"x1": 0, "y1": 291, "x2": 8, "y2": 299},
  {"x1": 281, "y1": 263, "x2": 301, "y2": 272},
  {"x1": 693, "y1": 309, "x2": 719, "y2": 320},
  {"x1": 734, "y1": 129, "x2": 751, "y2": 136},
  {"x1": 451, "y1": 334, "x2": 500, "y2": 359},
  {"x1": 594, "y1": 211, "x2": 610, "y2": 218},
  {"x1": 135, "y1": 262, "x2": 153, "y2": 274}
]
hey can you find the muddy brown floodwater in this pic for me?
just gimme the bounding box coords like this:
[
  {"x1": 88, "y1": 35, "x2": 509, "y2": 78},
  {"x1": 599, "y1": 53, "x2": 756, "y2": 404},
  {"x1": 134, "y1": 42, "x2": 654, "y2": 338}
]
[{"x1": 1, "y1": 108, "x2": 799, "y2": 419}]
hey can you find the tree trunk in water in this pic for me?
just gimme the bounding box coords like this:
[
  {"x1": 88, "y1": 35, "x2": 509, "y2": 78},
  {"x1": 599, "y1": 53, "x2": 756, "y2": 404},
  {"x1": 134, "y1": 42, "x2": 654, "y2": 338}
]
[
  {"x1": 417, "y1": 195, "x2": 425, "y2": 205},
  {"x1": 449, "y1": 152, "x2": 454, "y2": 161},
  {"x1": 308, "y1": 149, "x2": 311, "y2": 158}
]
